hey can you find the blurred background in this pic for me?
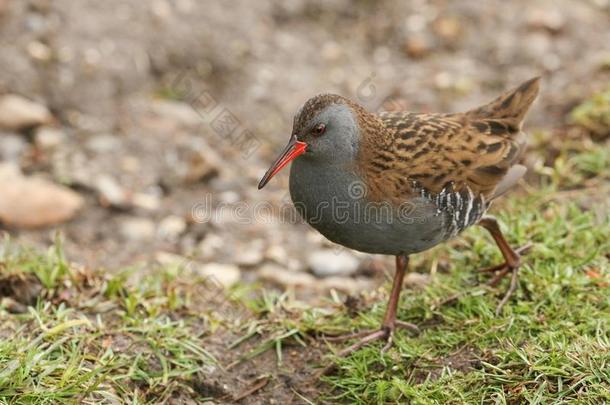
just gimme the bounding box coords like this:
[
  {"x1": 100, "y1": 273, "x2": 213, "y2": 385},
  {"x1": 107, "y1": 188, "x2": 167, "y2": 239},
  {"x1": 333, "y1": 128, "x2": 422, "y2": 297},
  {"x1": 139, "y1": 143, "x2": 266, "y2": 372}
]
[{"x1": 0, "y1": 0, "x2": 608, "y2": 296}]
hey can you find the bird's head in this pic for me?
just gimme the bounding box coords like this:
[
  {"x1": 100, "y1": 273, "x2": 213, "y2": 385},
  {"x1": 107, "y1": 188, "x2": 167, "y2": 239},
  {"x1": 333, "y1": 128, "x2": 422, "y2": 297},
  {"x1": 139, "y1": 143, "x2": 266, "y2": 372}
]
[{"x1": 258, "y1": 94, "x2": 360, "y2": 189}]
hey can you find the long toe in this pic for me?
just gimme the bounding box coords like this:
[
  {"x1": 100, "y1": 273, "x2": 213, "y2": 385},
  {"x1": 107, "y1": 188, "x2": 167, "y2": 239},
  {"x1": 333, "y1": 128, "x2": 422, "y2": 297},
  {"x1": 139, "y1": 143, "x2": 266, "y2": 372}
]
[
  {"x1": 488, "y1": 267, "x2": 511, "y2": 287},
  {"x1": 336, "y1": 328, "x2": 390, "y2": 358},
  {"x1": 478, "y1": 262, "x2": 509, "y2": 273},
  {"x1": 317, "y1": 328, "x2": 391, "y2": 377},
  {"x1": 394, "y1": 320, "x2": 420, "y2": 334},
  {"x1": 331, "y1": 322, "x2": 419, "y2": 357},
  {"x1": 323, "y1": 329, "x2": 380, "y2": 342},
  {"x1": 477, "y1": 242, "x2": 533, "y2": 274},
  {"x1": 381, "y1": 332, "x2": 394, "y2": 353},
  {"x1": 515, "y1": 242, "x2": 533, "y2": 256},
  {"x1": 495, "y1": 267, "x2": 520, "y2": 315},
  {"x1": 319, "y1": 321, "x2": 419, "y2": 376},
  {"x1": 476, "y1": 243, "x2": 532, "y2": 315}
]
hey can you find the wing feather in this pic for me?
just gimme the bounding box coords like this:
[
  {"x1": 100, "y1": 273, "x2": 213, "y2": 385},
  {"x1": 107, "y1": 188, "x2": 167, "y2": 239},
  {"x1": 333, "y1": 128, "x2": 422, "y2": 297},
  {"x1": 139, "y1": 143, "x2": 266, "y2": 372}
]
[{"x1": 360, "y1": 77, "x2": 540, "y2": 203}]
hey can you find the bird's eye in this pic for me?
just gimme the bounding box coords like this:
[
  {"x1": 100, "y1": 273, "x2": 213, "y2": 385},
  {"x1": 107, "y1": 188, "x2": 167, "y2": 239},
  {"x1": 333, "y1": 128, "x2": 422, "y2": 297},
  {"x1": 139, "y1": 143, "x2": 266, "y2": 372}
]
[{"x1": 312, "y1": 123, "x2": 326, "y2": 136}]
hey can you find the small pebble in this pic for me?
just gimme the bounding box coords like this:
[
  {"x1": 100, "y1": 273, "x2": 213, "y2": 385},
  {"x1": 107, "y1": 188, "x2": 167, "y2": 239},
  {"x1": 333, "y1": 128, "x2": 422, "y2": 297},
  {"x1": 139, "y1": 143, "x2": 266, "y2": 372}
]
[
  {"x1": 34, "y1": 127, "x2": 66, "y2": 149},
  {"x1": 234, "y1": 239, "x2": 265, "y2": 266},
  {"x1": 158, "y1": 215, "x2": 187, "y2": 241},
  {"x1": 0, "y1": 94, "x2": 52, "y2": 130},
  {"x1": 197, "y1": 263, "x2": 241, "y2": 287},
  {"x1": 120, "y1": 217, "x2": 156, "y2": 241},
  {"x1": 308, "y1": 249, "x2": 360, "y2": 278}
]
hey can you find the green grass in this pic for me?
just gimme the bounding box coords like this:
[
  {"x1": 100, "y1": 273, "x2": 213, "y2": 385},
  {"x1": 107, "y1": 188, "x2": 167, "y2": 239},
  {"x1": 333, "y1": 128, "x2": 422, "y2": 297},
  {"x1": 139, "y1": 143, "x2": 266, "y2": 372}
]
[
  {"x1": 570, "y1": 87, "x2": 610, "y2": 140},
  {"x1": 0, "y1": 244, "x2": 219, "y2": 404}
]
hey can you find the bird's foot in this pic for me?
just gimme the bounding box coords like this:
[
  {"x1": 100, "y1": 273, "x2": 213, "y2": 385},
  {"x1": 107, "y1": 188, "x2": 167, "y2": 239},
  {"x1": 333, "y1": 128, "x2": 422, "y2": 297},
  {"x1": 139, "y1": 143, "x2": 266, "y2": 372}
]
[
  {"x1": 477, "y1": 242, "x2": 532, "y2": 315},
  {"x1": 477, "y1": 243, "x2": 532, "y2": 277},
  {"x1": 324, "y1": 320, "x2": 419, "y2": 358},
  {"x1": 316, "y1": 321, "x2": 419, "y2": 376}
]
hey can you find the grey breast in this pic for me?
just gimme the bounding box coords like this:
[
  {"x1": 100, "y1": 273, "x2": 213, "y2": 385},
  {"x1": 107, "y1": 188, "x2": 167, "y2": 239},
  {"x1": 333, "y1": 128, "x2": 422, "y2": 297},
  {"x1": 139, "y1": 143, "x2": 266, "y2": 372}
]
[{"x1": 289, "y1": 158, "x2": 451, "y2": 256}]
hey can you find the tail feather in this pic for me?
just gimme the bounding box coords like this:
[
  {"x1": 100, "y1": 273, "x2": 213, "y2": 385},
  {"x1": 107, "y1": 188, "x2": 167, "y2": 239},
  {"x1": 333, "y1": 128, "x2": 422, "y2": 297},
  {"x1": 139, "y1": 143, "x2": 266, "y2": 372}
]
[
  {"x1": 468, "y1": 77, "x2": 541, "y2": 131},
  {"x1": 491, "y1": 164, "x2": 527, "y2": 200}
]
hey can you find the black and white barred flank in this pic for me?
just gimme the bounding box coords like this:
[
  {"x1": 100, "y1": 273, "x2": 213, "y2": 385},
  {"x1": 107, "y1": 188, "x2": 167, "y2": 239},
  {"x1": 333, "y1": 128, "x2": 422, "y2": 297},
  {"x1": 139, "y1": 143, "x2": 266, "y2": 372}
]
[{"x1": 413, "y1": 181, "x2": 488, "y2": 237}]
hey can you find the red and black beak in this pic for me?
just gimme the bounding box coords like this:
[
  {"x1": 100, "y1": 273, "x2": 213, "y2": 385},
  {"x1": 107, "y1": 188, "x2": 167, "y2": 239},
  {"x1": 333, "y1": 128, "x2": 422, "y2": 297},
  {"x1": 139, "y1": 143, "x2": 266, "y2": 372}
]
[{"x1": 258, "y1": 136, "x2": 307, "y2": 189}]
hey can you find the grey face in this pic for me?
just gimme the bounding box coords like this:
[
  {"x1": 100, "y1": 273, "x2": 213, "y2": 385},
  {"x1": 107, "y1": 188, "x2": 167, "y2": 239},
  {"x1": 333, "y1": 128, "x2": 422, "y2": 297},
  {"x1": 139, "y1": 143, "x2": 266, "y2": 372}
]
[
  {"x1": 294, "y1": 104, "x2": 360, "y2": 165},
  {"x1": 258, "y1": 98, "x2": 362, "y2": 190}
]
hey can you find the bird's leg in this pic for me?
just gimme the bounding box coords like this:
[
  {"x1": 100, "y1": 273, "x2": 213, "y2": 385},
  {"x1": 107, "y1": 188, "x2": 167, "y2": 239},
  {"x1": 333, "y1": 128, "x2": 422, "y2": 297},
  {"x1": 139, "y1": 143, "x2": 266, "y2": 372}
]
[
  {"x1": 324, "y1": 255, "x2": 419, "y2": 357},
  {"x1": 477, "y1": 216, "x2": 531, "y2": 315}
]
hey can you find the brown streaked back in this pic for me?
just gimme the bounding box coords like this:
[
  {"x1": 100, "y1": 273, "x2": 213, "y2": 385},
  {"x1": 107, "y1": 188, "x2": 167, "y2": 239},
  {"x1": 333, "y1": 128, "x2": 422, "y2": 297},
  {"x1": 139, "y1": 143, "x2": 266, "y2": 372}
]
[{"x1": 358, "y1": 77, "x2": 541, "y2": 203}]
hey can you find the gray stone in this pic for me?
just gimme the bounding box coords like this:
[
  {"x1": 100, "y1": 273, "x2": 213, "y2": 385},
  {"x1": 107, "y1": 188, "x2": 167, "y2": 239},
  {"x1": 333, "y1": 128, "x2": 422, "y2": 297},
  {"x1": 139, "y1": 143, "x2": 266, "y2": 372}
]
[
  {"x1": 258, "y1": 263, "x2": 317, "y2": 288},
  {"x1": 0, "y1": 163, "x2": 83, "y2": 228},
  {"x1": 119, "y1": 217, "x2": 156, "y2": 241},
  {"x1": 320, "y1": 276, "x2": 373, "y2": 293},
  {"x1": 404, "y1": 272, "x2": 431, "y2": 289},
  {"x1": 158, "y1": 215, "x2": 187, "y2": 241},
  {"x1": 308, "y1": 249, "x2": 360, "y2": 277},
  {"x1": 154, "y1": 252, "x2": 196, "y2": 273},
  {"x1": 95, "y1": 174, "x2": 129, "y2": 208},
  {"x1": 197, "y1": 263, "x2": 241, "y2": 287},
  {"x1": 151, "y1": 100, "x2": 202, "y2": 128},
  {"x1": 235, "y1": 239, "x2": 265, "y2": 266},
  {"x1": 34, "y1": 127, "x2": 66, "y2": 149},
  {"x1": 86, "y1": 134, "x2": 121, "y2": 153},
  {"x1": 0, "y1": 133, "x2": 27, "y2": 161},
  {"x1": 198, "y1": 233, "x2": 224, "y2": 260},
  {"x1": 0, "y1": 95, "x2": 52, "y2": 130},
  {"x1": 27, "y1": 40, "x2": 52, "y2": 61},
  {"x1": 265, "y1": 244, "x2": 289, "y2": 265},
  {"x1": 132, "y1": 192, "x2": 161, "y2": 211}
]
